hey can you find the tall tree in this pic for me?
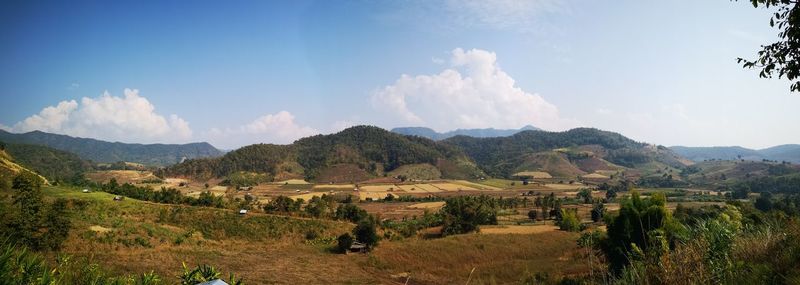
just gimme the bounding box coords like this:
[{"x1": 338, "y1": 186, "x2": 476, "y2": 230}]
[
  {"x1": 737, "y1": 0, "x2": 800, "y2": 92},
  {"x1": 11, "y1": 171, "x2": 45, "y2": 249}
]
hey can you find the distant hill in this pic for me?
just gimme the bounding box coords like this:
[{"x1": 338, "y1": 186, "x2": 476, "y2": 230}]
[
  {"x1": 443, "y1": 128, "x2": 690, "y2": 178},
  {"x1": 391, "y1": 125, "x2": 540, "y2": 140},
  {"x1": 670, "y1": 144, "x2": 800, "y2": 163},
  {"x1": 162, "y1": 125, "x2": 484, "y2": 182},
  {"x1": 0, "y1": 130, "x2": 223, "y2": 166}
]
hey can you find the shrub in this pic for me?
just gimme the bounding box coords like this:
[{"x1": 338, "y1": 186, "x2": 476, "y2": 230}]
[
  {"x1": 557, "y1": 209, "x2": 581, "y2": 232},
  {"x1": 353, "y1": 218, "x2": 379, "y2": 250},
  {"x1": 591, "y1": 203, "x2": 605, "y2": 223},
  {"x1": 527, "y1": 209, "x2": 538, "y2": 220},
  {"x1": 336, "y1": 233, "x2": 354, "y2": 253}
]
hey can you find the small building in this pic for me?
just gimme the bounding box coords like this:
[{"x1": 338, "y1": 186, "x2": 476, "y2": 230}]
[
  {"x1": 238, "y1": 209, "x2": 248, "y2": 215},
  {"x1": 348, "y1": 242, "x2": 367, "y2": 254},
  {"x1": 113, "y1": 196, "x2": 124, "y2": 201},
  {"x1": 82, "y1": 189, "x2": 90, "y2": 193}
]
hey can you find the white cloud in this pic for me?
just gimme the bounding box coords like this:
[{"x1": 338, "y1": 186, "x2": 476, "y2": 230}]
[
  {"x1": 67, "y1": 83, "x2": 80, "y2": 90},
  {"x1": 11, "y1": 89, "x2": 192, "y2": 143},
  {"x1": 203, "y1": 111, "x2": 318, "y2": 149},
  {"x1": 0, "y1": 123, "x2": 10, "y2": 131},
  {"x1": 371, "y1": 48, "x2": 578, "y2": 131}
]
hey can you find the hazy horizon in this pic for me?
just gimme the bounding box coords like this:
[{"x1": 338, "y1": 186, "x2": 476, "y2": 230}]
[{"x1": 2, "y1": 1, "x2": 798, "y2": 149}]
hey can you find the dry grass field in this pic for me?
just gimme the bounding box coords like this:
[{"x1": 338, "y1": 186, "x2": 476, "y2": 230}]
[
  {"x1": 479, "y1": 225, "x2": 559, "y2": 235},
  {"x1": 86, "y1": 170, "x2": 159, "y2": 184},
  {"x1": 369, "y1": 231, "x2": 588, "y2": 284}
]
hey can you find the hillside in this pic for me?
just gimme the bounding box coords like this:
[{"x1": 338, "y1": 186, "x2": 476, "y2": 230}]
[
  {"x1": 681, "y1": 159, "x2": 800, "y2": 186},
  {"x1": 442, "y1": 128, "x2": 689, "y2": 178},
  {"x1": 0, "y1": 130, "x2": 223, "y2": 166},
  {"x1": 391, "y1": 125, "x2": 540, "y2": 140},
  {"x1": 2, "y1": 142, "x2": 92, "y2": 182},
  {"x1": 0, "y1": 143, "x2": 50, "y2": 185},
  {"x1": 163, "y1": 125, "x2": 484, "y2": 182},
  {"x1": 670, "y1": 144, "x2": 800, "y2": 163}
]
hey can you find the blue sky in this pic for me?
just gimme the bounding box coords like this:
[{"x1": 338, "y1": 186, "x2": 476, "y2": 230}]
[{"x1": 1, "y1": 0, "x2": 797, "y2": 149}]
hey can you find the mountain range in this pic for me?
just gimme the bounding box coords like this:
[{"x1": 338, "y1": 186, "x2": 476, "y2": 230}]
[
  {"x1": 163, "y1": 126, "x2": 692, "y2": 182},
  {"x1": 391, "y1": 125, "x2": 540, "y2": 140},
  {"x1": 670, "y1": 145, "x2": 800, "y2": 163},
  {"x1": 0, "y1": 130, "x2": 223, "y2": 166}
]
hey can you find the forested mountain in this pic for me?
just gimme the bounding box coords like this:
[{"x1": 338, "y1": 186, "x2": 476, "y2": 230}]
[
  {"x1": 1, "y1": 142, "x2": 92, "y2": 183},
  {"x1": 162, "y1": 125, "x2": 483, "y2": 182},
  {"x1": 391, "y1": 125, "x2": 540, "y2": 140},
  {"x1": 442, "y1": 128, "x2": 687, "y2": 177},
  {"x1": 164, "y1": 126, "x2": 691, "y2": 182},
  {"x1": 670, "y1": 144, "x2": 800, "y2": 163},
  {"x1": 0, "y1": 130, "x2": 223, "y2": 166}
]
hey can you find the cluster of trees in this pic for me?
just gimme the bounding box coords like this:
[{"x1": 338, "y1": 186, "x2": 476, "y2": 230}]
[
  {"x1": 0, "y1": 171, "x2": 72, "y2": 251},
  {"x1": 101, "y1": 179, "x2": 226, "y2": 208},
  {"x1": 533, "y1": 193, "x2": 563, "y2": 220},
  {"x1": 220, "y1": 171, "x2": 271, "y2": 188},
  {"x1": 440, "y1": 195, "x2": 498, "y2": 236},
  {"x1": 733, "y1": 175, "x2": 800, "y2": 194}
]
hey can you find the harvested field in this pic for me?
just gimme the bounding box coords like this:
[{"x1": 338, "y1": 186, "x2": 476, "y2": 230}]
[
  {"x1": 582, "y1": 173, "x2": 610, "y2": 179},
  {"x1": 513, "y1": 171, "x2": 553, "y2": 178},
  {"x1": 360, "y1": 185, "x2": 402, "y2": 192},
  {"x1": 290, "y1": 192, "x2": 331, "y2": 200},
  {"x1": 274, "y1": 179, "x2": 310, "y2": 185},
  {"x1": 544, "y1": 183, "x2": 586, "y2": 190},
  {"x1": 210, "y1": 186, "x2": 228, "y2": 191},
  {"x1": 313, "y1": 184, "x2": 354, "y2": 190},
  {"x1": 452, "y1": 180, "x2": 502, "y2": 191},
  {"x1": 430, "y1": 182, "x2": 478, "y2": 191},
  {"x1": 413, "y1": 184, "x2": 443, "y2": 193},
  {"x1": 407, "y1": 201, "x2": 445, "y2": 209},
  {"x1": 480, "y1": 225, "x2": 559, "y2": 234},
  {"x1": 358, "y1": 191, "x2": 390, "y2": 201}
]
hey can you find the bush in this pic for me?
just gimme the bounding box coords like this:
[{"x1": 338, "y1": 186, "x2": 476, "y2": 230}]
[
  {"x1": 557, "y1": 209, "x2": 581, "y2": 232},
  {"x1": 335, "y1": 204, "x2": 368, "y2": 223},
  {"x1": 336, "y1": 233, "x2": 354, "y2": 253},
  {"x1": 527, "y1": 209, "x2": 538, "y2": 220},
  {"x1": 353, "y1": 218, "x2": 379, "y2": 250},
  {"x1": 591, "y1": 203, "x2": 605, "y2": 223}
]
